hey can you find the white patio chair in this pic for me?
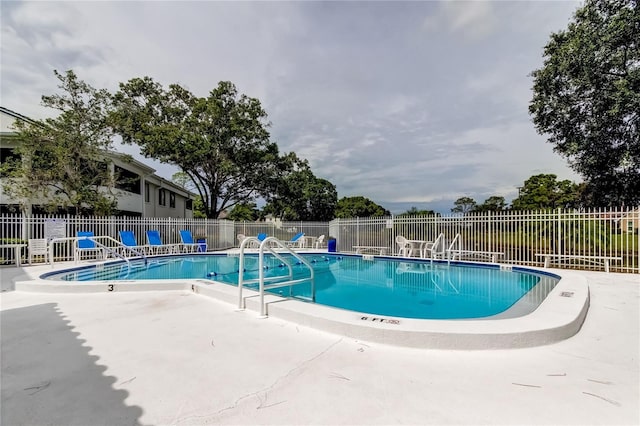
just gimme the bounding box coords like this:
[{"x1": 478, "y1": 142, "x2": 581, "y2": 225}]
[
  {"x1": 28, "y1": 238, "x2": 49, "y2": 264},
  {"x1": 395, "y1": 235, "x2": 413, "y2": 257}
]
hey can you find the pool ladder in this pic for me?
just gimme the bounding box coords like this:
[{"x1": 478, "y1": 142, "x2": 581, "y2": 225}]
[{"x1": 237, "y1": 236, "x2": 315, "y2": 317}]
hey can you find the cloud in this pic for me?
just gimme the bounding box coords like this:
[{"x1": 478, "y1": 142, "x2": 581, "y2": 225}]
[
  {"x1": 423, "y1": 1, "x2": 497, "y2": 39},
  {"x1": 1, "y1": 1, "x2": 583, "y2": 214}
]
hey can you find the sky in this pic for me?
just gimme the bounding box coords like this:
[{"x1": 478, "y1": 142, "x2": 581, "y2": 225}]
[{"x1": 1, "y1": 0, "x2": 583, "y2": 214}]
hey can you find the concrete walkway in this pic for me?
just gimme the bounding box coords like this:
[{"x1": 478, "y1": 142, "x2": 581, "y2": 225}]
[{"x1": 1, "y1": 266, "x2": 638, "y2": 425}]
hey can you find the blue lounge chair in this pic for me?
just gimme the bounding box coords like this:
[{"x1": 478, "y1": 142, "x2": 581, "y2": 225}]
[
  {"x1": 286, "y1": 232, "x2": 305, "y2": 248},
  {"x1": 179, "y1": 230, "x2": 203, "y2": 253},
  {"x1": 146, "y1": 230, "x2": 178, "y2": 254},
  {"x1": 74, "y1": 231, "x2": 104, "y2": 261},
  {"x1": 118, "y1": 230, "x2": 148, "y2": 256}
]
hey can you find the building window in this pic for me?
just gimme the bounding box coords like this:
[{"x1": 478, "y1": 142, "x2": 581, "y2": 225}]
[
  {"x1": 169, "y1": 192, "x2": 176, "y2": 208},
  {"x1": 115, "y1": 165, "x2": 141, "y2": 194},
  {"x1": 186, "y1": 199, "x2": 193, "y2": 210},
  {"x1": 0, "y1": 148, "x2": 21, "y2": 177},
  {"x1": 0, "y1": 204, "x2": 21, "y2": 214},
  {"x1": 159, "y1": 189, "x2": 166, "y2": 206},
  {"x1": 628, "y1": 220, "x2": 635, "y2": 233},
  {"x1": 144, "y1": 183, "x2": 150, "y2": 203}
]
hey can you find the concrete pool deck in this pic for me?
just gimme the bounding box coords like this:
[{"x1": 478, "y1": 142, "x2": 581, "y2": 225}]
[
  {"x1": 11, "y1": 256, "x2": 590, "y2": 350},
  {"x1": 1, "y1": 263, "x2": 639, "y2": 425}
]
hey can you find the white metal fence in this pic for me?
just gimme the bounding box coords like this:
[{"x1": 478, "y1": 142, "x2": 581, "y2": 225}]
[
  {"x1": 331, "y1": 208, "x2": 639, "y2": 273},
  {"x1": 234, "y1": 221, "x2": 330, "y2": 246},
  {"x1": 0, "y1": 215, "x2": 235, "y2": 264},
  {"x1": 0, "y1": 207, "x2": 638, "y2": 273}
]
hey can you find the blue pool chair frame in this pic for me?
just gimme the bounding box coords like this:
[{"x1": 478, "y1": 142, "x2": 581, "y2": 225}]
[
  {"x1": 146, "y1": 230, "x2": 179, "y2": 254},
  {"x1": 286, "y1": 232, "x2": 306, "y2": 248},
  {"x1": 74, "y1": 231, "x2": 105, "y2": 261},
  {"x1": 118, "y1": 230, "x2": 148, "y2": 256},
  {"x1": 179, "y1": 230, "x2": 205, "y2": 253}
]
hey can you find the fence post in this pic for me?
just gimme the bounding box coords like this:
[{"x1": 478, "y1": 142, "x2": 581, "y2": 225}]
[
  {"x1": 391, "y1": 214, "x2": 395, "y2": 255},
  {"x1": 557, "y1": 208, "x2": 562, "y2": 256},
  {"x1": 488, "y1": 210, "x2": 492, "y2": 251},
  {"x1": 21, "y1": 211, "x2": 28, "y2": 242}
]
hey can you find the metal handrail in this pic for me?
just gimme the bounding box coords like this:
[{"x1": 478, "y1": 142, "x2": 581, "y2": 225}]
[
  {"x1": 446, "y1": 233, "x2": 461, "y2": 259},
  {"x1": 238, "y1": 237, "x2": 275, "y2": 306},
  {"x1": 424, "y1": 233, "x2": 446, "y2": 260},
  {"x1": 237, "y1": 236, "x2": 315, "y2": 317},
  {"x1": 49, "y1": 235, "x2": 147, "y2": 269}
]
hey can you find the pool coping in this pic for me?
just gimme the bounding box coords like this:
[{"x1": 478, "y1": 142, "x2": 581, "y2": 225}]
[{"x1": 13, "y1": 255, "x2": 590, "y2": 350}]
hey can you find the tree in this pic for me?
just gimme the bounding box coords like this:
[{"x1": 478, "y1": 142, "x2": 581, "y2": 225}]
[
  {"x1": 529, "y1": 0, "x2": 640, "y2": 206},
  {"x1": 334, "y1": 196, "x2": 389, "y2": 218},
  {"x1": 451, "y1": 197, "x2": 477, "y2": 214},
  {"x1": 111, "y1": 79, "x2": 281, "y2": 218},
  {"x1": 1, "y1": 70, "x2": 117, "y2": 215},
  {"x1": 300, "y1": 176, "x2": 337, "y2": 221},
  {"x1": 398, "y1": 207, "x2": 439, "y2": 216},
  {"x1": 227, "y1": 202, "x2": 260, "y2": 221},
  {"x1": 262, "y1": 154, "x2": 337, "y2": 221},
  {"x1": 171, "y1": 171, "x2": 206, "y2": 218},
  {"x1": 475, "y1": 196, "x2": 507, "y2": 212},
  {"x1": 511, "y1": 174, "x2": 581, "y2": 210}
]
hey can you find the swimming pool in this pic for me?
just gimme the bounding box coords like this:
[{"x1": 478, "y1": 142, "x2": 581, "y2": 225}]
[{"x1": 43, "y1": 254, "x2": 559, "y2": 320}]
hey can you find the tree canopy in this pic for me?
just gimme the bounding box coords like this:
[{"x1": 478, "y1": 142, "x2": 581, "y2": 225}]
[
  {"x1": 475, "y1": 196, "x2": 507, "y2": 212},
  {"x1": 226, "y1": 202, "x2": 260, "y2": 221},
  {"x1": 171, "y1": 171, "x2": 207, "y2": 218},
  {"x1": 1, "y1": 70, "x2": 117, "y2": 215},
  {"x1": 111, "y1": 79, "x2": 281, "y2": 218},
  {"x1": 451, "y1": 197, "x2": 477, "y2": 214},
  {"x1": 511, "y1": 174, "x2": 582, "y2": 210},
  {"x1": 529, "y1": 0, "x2": 640, "y2": 206},
  {"x1": 262, "y1": 153, "x2": 337, "y2": 221},
  {"x1": 451, "y1": 196, "x2": 507, "y2": 213},
  {"x1": 334, "y1": 196, "x2": 389, "y2": 218},
  {"x1": 397, "y1": 207, "x2": 439, "y2": 216}
]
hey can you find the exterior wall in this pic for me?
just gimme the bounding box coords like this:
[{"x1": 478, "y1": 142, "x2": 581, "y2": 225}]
[
  {"x1": 146, "y1": 188, "x2": 190, "y2": 218},
  {"x1": 1, "y1": 114, "x2": 16, "y2": 132},
  {"x1": 115, "y1": 191, "x2": 144, "y2": 214},
  {"x1": 142, "y1": 178, "x2": 193, "y2": 219},
  {"x1": 144, "y1": 180, "x2": 156, "y2": 216}
]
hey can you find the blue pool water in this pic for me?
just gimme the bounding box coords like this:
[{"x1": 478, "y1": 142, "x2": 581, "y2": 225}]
[{"x1": 43, "y1": 254, "x2": 559, "y2": 319}]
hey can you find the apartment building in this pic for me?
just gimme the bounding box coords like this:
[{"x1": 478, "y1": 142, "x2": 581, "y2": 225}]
[{"x1": 0, "y1": 106, "x2": 195, "y2": 218}]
